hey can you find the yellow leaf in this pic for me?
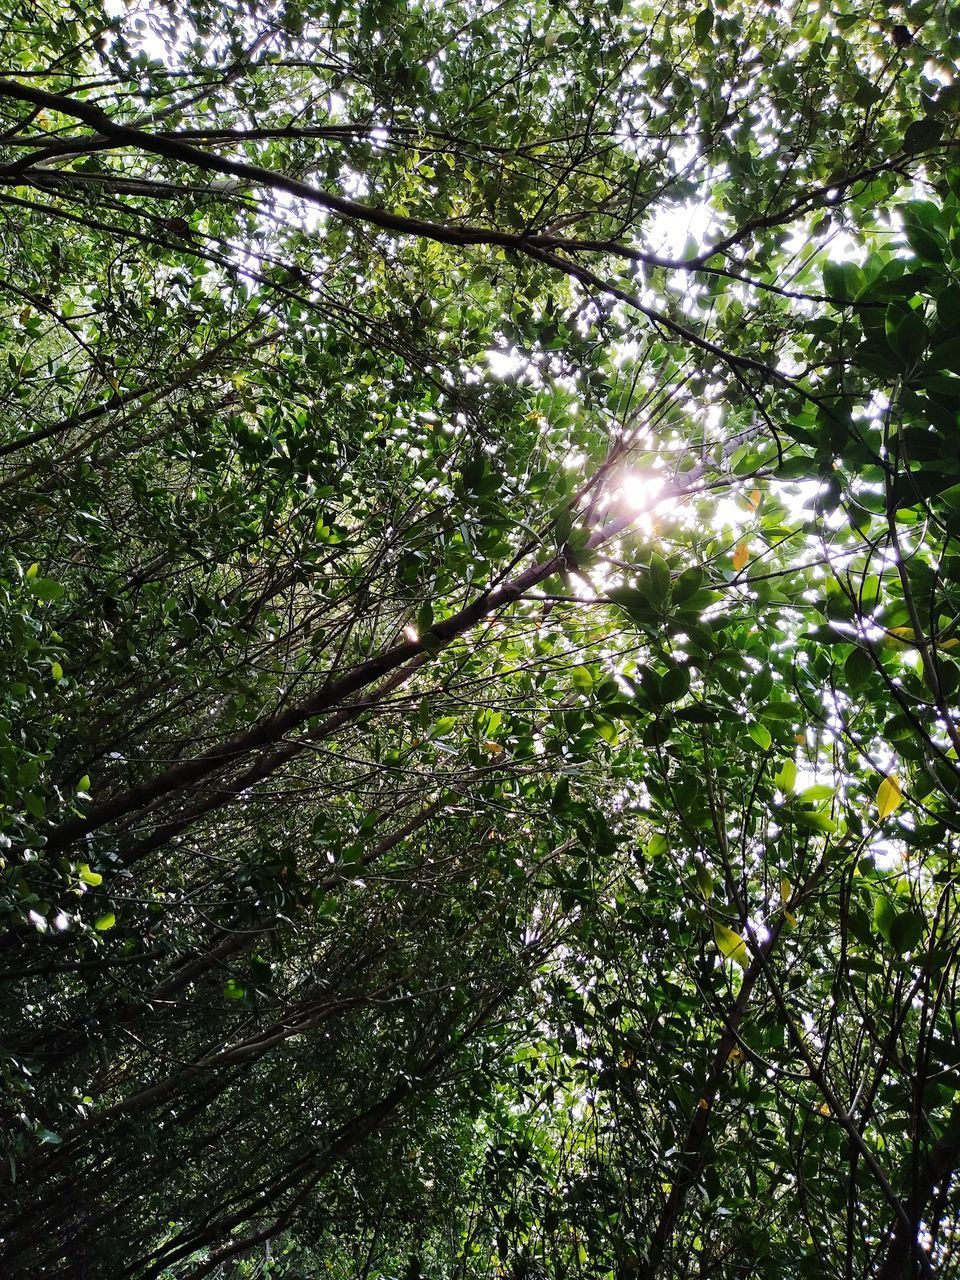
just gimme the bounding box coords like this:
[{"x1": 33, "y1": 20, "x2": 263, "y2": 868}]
[
  {"x1": 749, "y1": 488, "x2": 762, "y2": 510},
  {"x1": 697, "y1": 1097, "x2": 710, "y2": 1110},
  {"x1": 732, "y1": 542, "x2": 749, "y2": 572},
  {"x1": 885, "y1": 626, "x2": 917, "y2": 650},
  {"x1": 727, "y1": 1045, "x2": 742, "y2": 1061},
  {"x1": 779, "y1": 878, "x2": 791, "y2": 907},
  {"x1": 876, "y1": 774, "x2": 902, "y2": 821},
  {"x1": 784, "y1": 910, "x2": 797, "y2": 930},
  {"x1": 818, "y1": 1103, "x2": 831, "y2": 1116},
  {"x1": 482, "y1": 740, "x2": 504, "y2": 754},
  {"x1": 714, "y1": 922, "x2": 749, "y2": 969}
]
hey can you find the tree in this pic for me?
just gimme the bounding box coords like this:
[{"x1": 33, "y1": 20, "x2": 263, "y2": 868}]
[{"x1": 2, "y1": 0, "x2": 960, "y2": 1275}]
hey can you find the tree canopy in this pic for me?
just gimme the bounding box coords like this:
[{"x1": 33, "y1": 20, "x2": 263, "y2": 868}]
[{"x1": 3, "y1": 0, "x2": 960, "y2": 1276}]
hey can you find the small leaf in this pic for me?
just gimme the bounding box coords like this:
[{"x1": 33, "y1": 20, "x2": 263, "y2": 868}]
[
  {"x1": 25, "y1": 562, "x2": 39, "y2": 579},
  {"x1": 714, "y1": 922, "x2": 750, "y2": 970},
  {"x1": 797, "y1": 784, "x2": 835, "y2": 802},
  {"x1": 732, "y1": 542, "x2": 749, "y2": 572},
  {"x1": 695, "y1": 860, "x2": 713, "y2": 900},
  {"x1": 94, "y1": 912, "x2": 116, "y2": 932},
  {"x1": 792, "y1": 810, "x2": 838, "y2": 834},
  {"x1": 775, "y1": 759, "x2": 798, "y2": 793},
  {"x1": 50, "y1": 662, "x2": 63, "y2": 681},
  {"x1": 77, "y1": 774, "x2": 91, "y2": 794},
  {"x1": 748, "y1": 721, "x2": 771, "y2": 751},
  {"x1": 78, "y1": 864, "x2": 102, "y2": 887},
  {"x1": 570, "y1": 666, "x2": 594, "y2": 693},
  {"x1": 874, "y1": 895, "x2": 896, "y2": 944},
  {"x1": 647, "y1": 554, "x2": 671, "y2": 604},
  {"x1": 876, "y1": 774, "x2": 903, "y2": 820}
]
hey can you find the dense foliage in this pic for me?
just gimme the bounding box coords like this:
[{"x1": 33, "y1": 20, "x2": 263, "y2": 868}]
[{"x1": 3, "y1": 0, "x2": 960, "y2": 1276}]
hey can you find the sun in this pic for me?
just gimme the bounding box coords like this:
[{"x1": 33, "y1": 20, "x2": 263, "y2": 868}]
[{"x1": 616, "y1": 470, "x2": 664, "y2": 515}]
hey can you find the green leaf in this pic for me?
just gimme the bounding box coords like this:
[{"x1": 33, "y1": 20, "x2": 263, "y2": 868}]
[
  {"x1": 695, "y1": 860, "x2": 713, "y2": 900},
  {"x1": 791, "y1": 810, "x2": 838, "y2": 834},
  {"x1": 78, "y1": 864, "x2": 102, "y2": 887},
  {"x1": 823, "y1": 259, "x2": 864, "y2": 303},
  {"x1": 775, "y1": 759, "x2": 798, "y2": 793},
  {"x1": 873, "y1": 895, "x2": 896, "y2": 945},
  {"x1": 844, "y1": 647, "x2": 874, "y2": 689},
  {"x1": 797, "y1": 784, "x2": 835, "y2": 802},
  {"x1": 890, "y1": 909, "x2": 924, "y2": 954},
  {"x1": 570, "y1": 666, "x2": 594, "y2": 693},
  {"x1": 647, "y1": 554, "x2": 671, "y2": 606},
  {"x1": 94, "y1": 913, "x2": 116, "y2": 932},
  {"x1": 660, "y1": 665, "x2": 690, "y2": 702},
  {"x1": 886, "y1": 307, "x2": 928, "y2": 365},
  {"x1": 924, "y1": 338, "x2": 960, "y2": 372},
  {"x1": 748, "y1": 721, "x2": 772, "y2": 751},
  {"x1": 27, "y1": 577, "x2": 64, "y2": 602},
  {"x1": 903, "y1": 117, "x2": 945, "y2": 156}
]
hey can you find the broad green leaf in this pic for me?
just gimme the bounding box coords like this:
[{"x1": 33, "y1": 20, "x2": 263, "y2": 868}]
[
  {"x1": 27, "y1": 578, "x2": 64, "y2": 602},
  {"x1": 660, "y1": 665, "x2": 690, "y2": 702}
]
